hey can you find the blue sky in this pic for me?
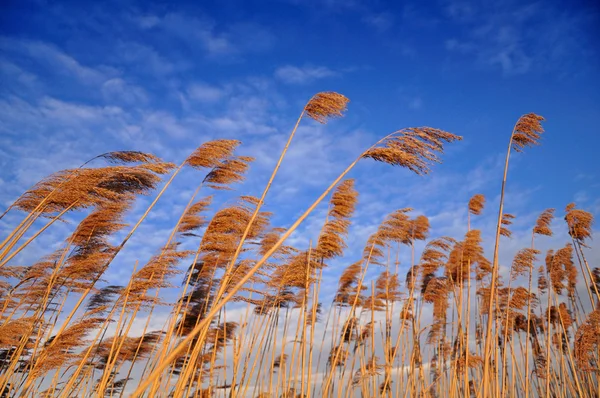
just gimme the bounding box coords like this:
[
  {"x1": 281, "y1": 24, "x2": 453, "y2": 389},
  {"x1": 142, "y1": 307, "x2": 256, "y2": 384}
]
[{"x1": 1, "y1": 0, "x2": 599, "y2": 300}]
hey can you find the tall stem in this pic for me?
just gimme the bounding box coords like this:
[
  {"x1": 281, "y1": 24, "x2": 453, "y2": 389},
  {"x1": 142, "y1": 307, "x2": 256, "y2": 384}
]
[{"x1": 481, "y1": 122, "x2": 518, "y2": 397}]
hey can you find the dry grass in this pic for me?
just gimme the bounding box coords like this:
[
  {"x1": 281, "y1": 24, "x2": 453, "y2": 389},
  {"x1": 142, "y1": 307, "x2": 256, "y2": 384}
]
[{"x1": 0, "y1": 93, "x2": 598, "y2": 398}]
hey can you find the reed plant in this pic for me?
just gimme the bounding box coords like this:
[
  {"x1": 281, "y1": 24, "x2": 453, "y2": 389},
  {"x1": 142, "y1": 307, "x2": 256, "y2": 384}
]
[{"x1": 0, "y1": 92, "x2": 597, "y2": 398}]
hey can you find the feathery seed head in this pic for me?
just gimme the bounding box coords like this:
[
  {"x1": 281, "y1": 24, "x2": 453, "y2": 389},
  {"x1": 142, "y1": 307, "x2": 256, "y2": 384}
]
[
  {"x1": 204, "y1": 156, "x2": 254, "y2": 190},
  {"x1": 316, "y1": 179, "x2": 358, "y2": 261},
  {"x1": 511, "y1": 248, "x2": 540, "y2": 280},
  {"x1": 305, "y1": 92, "x2": 349, "y2": 124},
  {"x1": 177, "y1": 196, "x2": 213, "y2": 237},
  {"x1": 100, "y1": 151, "x2": 161, "y2": 164},
  {"x1": 500, "y1": 213, "x2": 515, "y2": 238},
  {"x1": 468, "y1": 194, "x2": 485, "y2": 216},
  {"x1": 511, "y1": 113, "x2": 545, "y2": 152},
  {"x1": 534, "y1": 208, "x2": 555, "y2": 236},
  {"x1": 185, "y1": 139, "x2": 241, "y2": 169},
  {"x1": 565, "y1": 203, "x2": 593, "y2": 245},
  {"x1": 362, "y1": 127, "x2": 462, "y2": 175}
]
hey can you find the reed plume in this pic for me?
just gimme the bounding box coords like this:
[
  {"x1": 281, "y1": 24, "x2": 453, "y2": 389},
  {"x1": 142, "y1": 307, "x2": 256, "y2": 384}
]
[
  {"x1": 468, "y1": 194, "x2": 485, "y2": 216},
  {"x1": 7, "y1": 103, "x2": 595, "y2": 398},
  {"x1": 482, "y1": 113, "x2": 545, "y2": 396},
  {"x1": 12, "y1": 164, "x2": 172, "y2": 215},
  {"x1": 304, "y1": 92, "x2": 349, "y2": 123},
  {"x1": 185, "y1": 140, "x2": 241, "y2": 169},
  {"x1": 499, "y1": 213, "x2": 515, "y2": 238},
  {"x1": 574, "y1": 305, "x2": 600, "y2": 371},
  {"x1": 316, "y1": 179, "x2": 358, "y2": 262},
  {"x1": 511, "y1": 248, "x2": 540, "y2": 280},
  {"x1": 204, "y1": 156, "x2": 254, "y2": 190},
  {"x1": 177, "y1": 196, "x2": 213, "y2": 237},
  {"x1": 511, "y1": 113, "x2": 545, "y2": 152},
  {"x1": 533, "y1": 208, "x2": 555, "y2": 236},
  {"x1": 362, "y1": 127, "x2": 462, "y2": 175}
]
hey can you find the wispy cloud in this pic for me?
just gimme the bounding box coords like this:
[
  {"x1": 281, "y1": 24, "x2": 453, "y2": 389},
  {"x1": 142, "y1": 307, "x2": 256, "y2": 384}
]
[
  {"x1": 0, "y1": 37, "x2": 110, "y2": 84},
  {"x1": 136, "y1": 12, "x2": 274, "y2": 58},
  {"x1": 274, "y1": 65, "x2": 338, "y2": 84},
  {"x1": 102, "y1": 78, "x2": 148, "y2": 105},
  {"x1": 114, "y1": 41, "x2": 182, "y2": 76},
  {"x1": 441, "y1": 0, "x2": 597, "y2": 76},
  {"x1": 186, "y1": 82, "x2": 226, "y2": 103}
]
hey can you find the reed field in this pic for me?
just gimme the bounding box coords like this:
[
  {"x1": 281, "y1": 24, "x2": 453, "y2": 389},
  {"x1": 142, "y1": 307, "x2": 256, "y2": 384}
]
[{"x1": 0, "y1": 92, "x2": 598, "y2": 398}]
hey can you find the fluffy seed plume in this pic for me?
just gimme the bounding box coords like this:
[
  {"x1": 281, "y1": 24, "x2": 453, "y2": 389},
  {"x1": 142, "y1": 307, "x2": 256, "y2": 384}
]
[
  {"x1": 511, "y1": 248, "x2": 540, "y2": 279},
  {"x1": 14, "y1": 164, "x2": 171, "y2": 214},
  {"x1": 511, "y1": 113, "x2": 545, "y2": 152},
  {"x1": 86, "y1": 285, "x2": 123, "y2": 314},
  {"x1": 204, "y1": 156, "x2": 254, "y2": 190},
  {"x1": 364, "y1": 208, "x2": 414, "y2": 265},
  {"x1": 304, "y1": 92, "x2": 349, "y2": 123},
  {"x1": 259, "y1": 227, "x2": 297, "y2": 260},
  {"x1": 334, "y1": 262, "x2": 366, "y2": 307},
  {"x1": 100, "y1": 151, "x2": 161, "y2": 164},
  {"x1": 316, "y1": 179, "x2": 358, "y2": 261},
  {"x1": 374, "y1": 271, "x2": 402, "y2": 303},
  {"x1": 533, "y1": 208, "x2": 555, "y2": 236},
  {"x1": 574, "y1": 306, "x2": 600, "y2": 371},
  {"x1": 537, "y1": 265, "x2": 548, "y2": 293},
  {"x1": 32, "y1": 317, "x2": 105, "y2": 377},
  {"x1": 177, "y1": 196, "x2": 213, "y2": 236},
  {"x1": 468, "y1": 194, "x2": 485, "y2": 216},
  {"x1": 446, "y1": 230, "x2": 490, "y2": 284},
  {"x1": 500, "y1": 213, "x2": 515, "y2": 238},
  {"x1": 191, "y1": 197, "x2": 271, "y2": 275},
  {"x1": 128, "y1": 245, "x2": 190, "y2": 306},
  {"x1": 185, "y1": 139, "x2": 241, "y2": 169},
  {"x1": 362, "y1": 127, "x2": 462, "y2": 175},
  {"x1": 69, "y1": 201, "x2": 130, "y2": 248},
  {"x1": 419, "y1": 236, "x2": 455, "y2": 278},
  {"x1": 425, "y1": 277, "x2": 450, "y2": 343},
  {"x1": 547, "y1": 244, "x2": 575, "y2": 296},
  {"x1": 565, "y1": 203, "x2": 593, "y2": 245}
]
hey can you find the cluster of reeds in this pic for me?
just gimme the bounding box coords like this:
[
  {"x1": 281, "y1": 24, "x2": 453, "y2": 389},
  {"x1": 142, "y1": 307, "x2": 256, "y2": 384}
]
[{"x1": 0, "y1": 92, "x2": 597, "y2": 397}]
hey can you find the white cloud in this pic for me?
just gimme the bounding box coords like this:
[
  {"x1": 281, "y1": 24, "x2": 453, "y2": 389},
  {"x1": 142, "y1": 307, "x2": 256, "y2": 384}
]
[
  {"x1": 274, "y1": 65, "x2": 337, "y2": 85},
  {"x1": 102, "y1": 78, "x2": 148, "y2": 105},
  {"x1": 0, "y1": 59, "x2": 39, "y2": 90},
  {"x1": 442, "y1": 0, "x2": 594, "y2": 76},
  {"x1": 135, "y1": 12, "x2": 274, "y2": 59},
  {"x1": 115, "y1": 42, "x2": 181, "y2": 76},
  {"x1": 187, "y1": 82, "x2": 225, "y2": 103},
  {"x1": 0, "y1": 37, "x2": 109, "y2": 84}
]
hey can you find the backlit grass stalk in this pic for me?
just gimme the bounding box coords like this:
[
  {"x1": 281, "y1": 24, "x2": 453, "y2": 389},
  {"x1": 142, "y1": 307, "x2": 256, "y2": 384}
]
[{"x1": 481, "y1": 113, "x2": 545, "y2": 397}]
